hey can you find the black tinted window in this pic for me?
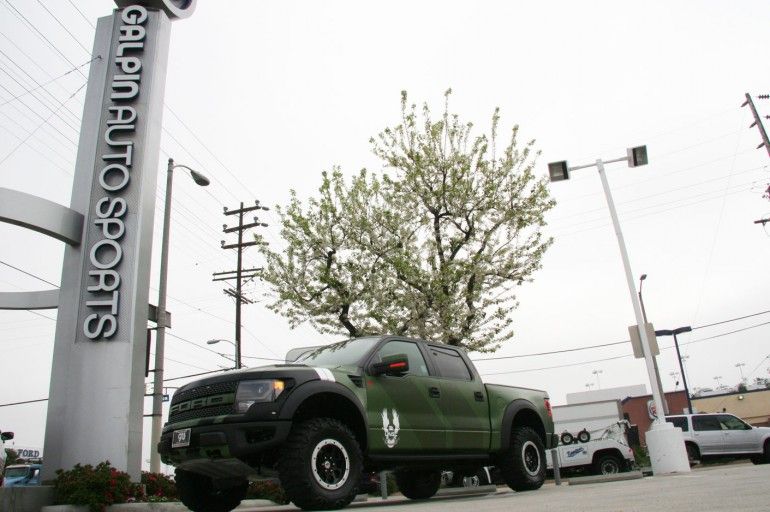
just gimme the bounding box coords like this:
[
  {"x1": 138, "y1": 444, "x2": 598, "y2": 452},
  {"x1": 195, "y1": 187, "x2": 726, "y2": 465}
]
[
  {"x1": 692, "y1": 415, "x2": 722, "y2": 431},
  {"x1": 430, "y1": 347, "x2": 472, "y2": 380},
  {"x1": 376, "y1": 341, "x2": 429, "y2": 377},
  {"x1": 718, "y1": 414, "x2": 749, "y2": 430},
  {"x1": 666, "y1": 416, "x2": 689, "y2": 432}
]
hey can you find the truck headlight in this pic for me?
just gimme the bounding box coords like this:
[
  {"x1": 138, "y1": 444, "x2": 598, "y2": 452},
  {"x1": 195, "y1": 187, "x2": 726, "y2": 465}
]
[{"x1": 235, "y1": 380, "x2": 285, "y2": 413}]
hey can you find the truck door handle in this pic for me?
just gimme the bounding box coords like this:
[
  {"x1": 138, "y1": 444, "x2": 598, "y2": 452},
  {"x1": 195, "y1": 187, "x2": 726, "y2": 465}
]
[
  {"x1": 429, "y1": 387, "x2": 440, "y2": 398},
  {"x1": 474, "y1": 391, "x2": 484, "y2": 402}
]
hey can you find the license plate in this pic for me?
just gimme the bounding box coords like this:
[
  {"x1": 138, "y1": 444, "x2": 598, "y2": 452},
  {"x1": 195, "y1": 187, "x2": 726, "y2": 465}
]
[{"x1": 172, "y1": 428, "x2": 191, "y2": 448}]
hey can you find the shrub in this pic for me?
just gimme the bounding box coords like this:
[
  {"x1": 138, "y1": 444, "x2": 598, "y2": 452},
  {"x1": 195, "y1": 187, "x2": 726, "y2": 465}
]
[
  {"x1": 246, "y1": 479, "x2": 289, "y2": 504},
  {"x1": 141, "y1": 471, "x2": 178, "y2": 500},
  {"x1": 53, "y1": 461, "x2": 142, "y2": 512}
]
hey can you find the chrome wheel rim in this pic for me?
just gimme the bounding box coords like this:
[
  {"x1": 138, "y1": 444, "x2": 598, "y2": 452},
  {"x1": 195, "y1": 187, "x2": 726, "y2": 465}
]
[
  {"x1": 311, "y1": 438, "x2": 350, "y2": 490},
  {"x1": 521, "y1": 440, "x2": 541, "y2": 476}
]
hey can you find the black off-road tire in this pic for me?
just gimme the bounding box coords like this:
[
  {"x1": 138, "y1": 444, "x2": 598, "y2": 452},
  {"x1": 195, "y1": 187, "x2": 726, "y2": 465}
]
[
  {"x1": 277, "y1": 417, "x2": 363, "y2": 511},
  {"x1": 175, "y1": 469, "x2": 247, "y2": 512},
  {"x1": 560, "y1": 432, "x2": 575, "y2": 445},
  {"x1": 753, "y1": 440, "x2": 770, "y2": 464},
  {"x1": 594, "y1": 454, "x2": 622, "y2": 475},
  {"x1": 498, "y1": 426, "x2": 546, "y2": 492},
  {"x1": 395, "y1": 470, "x2": 442, "y2": 500},
  {"x1": 685, "y1": 443, "x2": 701, "y2": 466}
]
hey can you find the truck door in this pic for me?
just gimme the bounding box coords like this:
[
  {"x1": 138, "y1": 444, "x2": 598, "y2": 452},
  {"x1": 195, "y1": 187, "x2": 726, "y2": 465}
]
[
  {"x1": 717, "y1": 414, "x2": 758, "y2": 453},
  {"x1": 365, "y1": 339, "x2": 447, "y2": 453},
  {"x1": 426, "y1": 345, "x2": 490, "y2": 451},
  {"x1": 691, "y1": 415, "x2": 725, "y2": 455}
]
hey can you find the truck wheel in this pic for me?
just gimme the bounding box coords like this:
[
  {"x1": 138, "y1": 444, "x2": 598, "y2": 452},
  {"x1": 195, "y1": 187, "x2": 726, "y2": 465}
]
[
  {"x1": 277, "y1": 417, "x2": 363, "y2": 511},
  {"x1": 577, "y1": 429, "x2": 591, "y2": 443},
  {"x1": 594, "y1": 454, "x2": 621, "y2": 475},
  {"x1": 498, "y1": 426, "x2": 546, "y2": 492},
  {"x1": 175, "y1": 469, "x2": 247, "y2": 512},
  {"x1": 753, "y1": 440, "x2": 770, "y2": 464},
  {"x1": 685, "y1": 443, "x2": 701, "y2": 466},
  {"x1": 560, "y1": 432, "x2": 574, "y2": 445},
  {"x1": 395, "y1": 470, "x2": 441, "y2": 499}
]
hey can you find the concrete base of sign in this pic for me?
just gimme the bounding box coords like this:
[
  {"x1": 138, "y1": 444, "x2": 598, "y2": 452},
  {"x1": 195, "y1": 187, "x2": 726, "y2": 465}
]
[
  {"x1": 646, "y1": 421, "x2": 691, "y2": 475},
  {"x1": 0, "y1": 485, "x2": 54, "y2": 512}
]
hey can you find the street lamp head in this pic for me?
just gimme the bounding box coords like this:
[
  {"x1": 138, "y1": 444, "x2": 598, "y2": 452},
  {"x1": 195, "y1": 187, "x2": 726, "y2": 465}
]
[
  {"x1": 640, "y1": 274, "x2": 647, "y2": 281},
  {"x1": 547, "y1": 161, "x2": 570, "y2": 182},
  {"x1": 627, "y1": 145, "x2": 648, "y2": 168},
  {"x1": 190, "y1": 169, "x2": 210, "y2": 187}
]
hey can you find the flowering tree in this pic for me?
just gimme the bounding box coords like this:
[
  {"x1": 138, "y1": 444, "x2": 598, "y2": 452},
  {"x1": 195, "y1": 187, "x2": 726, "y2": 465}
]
[{"x1": 256, "y1": 91, "x2": 554, "y2": 353}]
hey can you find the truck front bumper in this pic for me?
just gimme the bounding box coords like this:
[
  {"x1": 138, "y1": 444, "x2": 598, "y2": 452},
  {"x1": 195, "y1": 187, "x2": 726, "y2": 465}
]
[{"x1": 158, "y1": 420, "x2": 291, "y2": 465}]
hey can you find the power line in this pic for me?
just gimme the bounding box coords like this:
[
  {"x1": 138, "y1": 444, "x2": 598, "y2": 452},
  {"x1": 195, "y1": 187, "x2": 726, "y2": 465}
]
[
  {"x1": 35, "y1": 0, "x2": 92, "y2": 55},
  {"x1": 65, "y1": 0, "x2": 95, "y2": 29},
  {"x1": 0, "y1": 260, "x2": 58, "y2": 288},
  {"x1": 2, "y1": 0, "x2": 88, "y2": 80},
  {"x1": 478, "y1": 320, "x2": 770, "y2": 376},
  {"x1": 472, "y1": 309, "x2": 770, "y2": 362},
  {"x1": 0, "y1": 81, "x2": 86, "y2": 166},
  {"x1": 0, "y1": 397, "x2": 48, "y2": 408},
  {"x1": 0, "y1": 55, "x2": 96, "y2": 107}
]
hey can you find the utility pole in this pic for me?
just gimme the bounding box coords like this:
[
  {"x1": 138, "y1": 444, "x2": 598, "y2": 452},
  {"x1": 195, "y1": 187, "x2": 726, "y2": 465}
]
[
  {"x1": 742, "y1": 93, "x2": 770, "y2": 158},
  {"x1": 213, "y1": 201, "x2": 269, "y2": 368}
]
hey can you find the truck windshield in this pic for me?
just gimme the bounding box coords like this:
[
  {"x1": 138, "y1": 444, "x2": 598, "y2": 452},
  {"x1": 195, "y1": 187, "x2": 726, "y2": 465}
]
[
  {"x1": 297, "y1": 337, "x2": 381, "y2": 367},
  {"x1": 4, "y1": 467, "x2": 29, "y2": 478}
]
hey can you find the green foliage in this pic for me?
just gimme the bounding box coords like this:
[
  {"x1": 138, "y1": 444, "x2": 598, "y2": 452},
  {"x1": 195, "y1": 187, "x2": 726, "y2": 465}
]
[
  {"x1": 53, "y1": 461, "x2": 141, "y2": 512},
  {"x1": 257, "y1": 90, "x2": 554, "y2": 352},
  {"x1": 246, "y1": 479, "x2": 289, "y2": 504},
  {"x1": 632, "y1": 446, "x2": 650, "y2": 468},
  {"x1": 141, "y1": 471, "x2": 178, "y2": 500}
]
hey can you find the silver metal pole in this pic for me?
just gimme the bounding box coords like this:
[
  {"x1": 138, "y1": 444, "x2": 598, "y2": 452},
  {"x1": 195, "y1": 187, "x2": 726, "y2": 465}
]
[
  {"x1": 595, "y1": 159, "x2": 666, "y2": 424},
  {"x1": 638, "y1": 281, "x2": 669, "y2": 415},
  {"x1": 379, "y1": 471, "x2": 388, "y2": 499},
  {"x1": 551, "y1": 449, "x2": 562, "y2": 485},
  {"x1": 149, "y1": 158, "x2": 174, "y2": 473}
]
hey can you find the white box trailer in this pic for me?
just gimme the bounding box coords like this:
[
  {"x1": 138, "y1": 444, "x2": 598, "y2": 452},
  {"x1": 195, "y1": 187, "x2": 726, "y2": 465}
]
[{"x1": 552, "y1": 399, "x2": 626, "y2": 442}]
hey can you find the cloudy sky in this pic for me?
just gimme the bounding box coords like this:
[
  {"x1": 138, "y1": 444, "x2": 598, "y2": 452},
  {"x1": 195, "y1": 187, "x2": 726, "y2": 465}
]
[{"x1": 1, "y1": 0, "x2": 769, "y2": 470}]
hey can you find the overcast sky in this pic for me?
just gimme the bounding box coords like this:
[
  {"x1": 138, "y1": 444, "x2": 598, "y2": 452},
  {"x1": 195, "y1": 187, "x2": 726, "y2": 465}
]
[{"x1": 1, "y1": 1, "x2": 769, "y2": 471}]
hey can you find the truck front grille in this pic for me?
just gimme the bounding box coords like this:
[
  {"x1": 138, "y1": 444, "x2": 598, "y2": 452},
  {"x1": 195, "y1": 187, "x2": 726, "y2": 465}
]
[
  {"x1": 168, "y1": 381, "x2": 238, "y2": 423},
  {"x1": 168, "y1": 404, "x2": 234, "y2": 423}
]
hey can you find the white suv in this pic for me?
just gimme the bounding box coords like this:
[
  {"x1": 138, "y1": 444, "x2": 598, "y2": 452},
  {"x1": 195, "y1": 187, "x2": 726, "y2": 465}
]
[{"x1": 665, "y1": 413, "x2": 770, "y2": 464}]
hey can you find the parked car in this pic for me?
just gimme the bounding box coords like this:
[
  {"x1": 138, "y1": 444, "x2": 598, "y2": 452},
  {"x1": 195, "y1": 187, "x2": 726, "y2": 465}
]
[
  {"x1": 2, "y1": 463, "x2": 42, "y2": 487},
  {"x1": 665, "y1": 413, "x2": 770, "y2": 464},
  {"x1": 159, "y1": 335, "x2": 556, "y2": 511}
]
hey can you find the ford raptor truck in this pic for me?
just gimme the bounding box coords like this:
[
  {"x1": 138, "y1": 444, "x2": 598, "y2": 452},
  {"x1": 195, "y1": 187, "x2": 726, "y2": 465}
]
[{"x1": 159, "y1": 336, "x2": 556, "y2": 511}]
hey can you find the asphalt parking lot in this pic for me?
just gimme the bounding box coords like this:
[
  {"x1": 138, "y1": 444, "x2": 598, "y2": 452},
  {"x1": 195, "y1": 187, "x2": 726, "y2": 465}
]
[{"x1": 238, "y1": 462, "x2": 770, "y2": 512}]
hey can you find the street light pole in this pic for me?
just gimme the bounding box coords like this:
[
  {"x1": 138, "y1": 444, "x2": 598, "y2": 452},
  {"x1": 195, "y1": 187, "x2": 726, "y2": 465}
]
[
  {"x1": 149, "y1": 158, "x2": 209, "y2": 474},
  {"x1": 638, "y1": 274, "x2": 669, "y2": 415},
  {"x1": 548, "y1": 146, "x2": 690, "y2": 475},
  {"x1": 594, "y1": 158, "x2": 667, "y2": 425}
]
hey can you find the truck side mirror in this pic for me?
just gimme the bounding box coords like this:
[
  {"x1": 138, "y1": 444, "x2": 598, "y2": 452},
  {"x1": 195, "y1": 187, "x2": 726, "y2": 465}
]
[
  {"x1": 369, "y1": 354, "x2": 409, "y2": 377},
  {"x1": 1, "y1": 431, "x2": 14, "y2": 441}
]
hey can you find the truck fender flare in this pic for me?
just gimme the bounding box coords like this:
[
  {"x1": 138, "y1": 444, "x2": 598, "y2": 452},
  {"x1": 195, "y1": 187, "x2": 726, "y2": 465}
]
[
  {"x1": 279, "y1": 380, "x2": 368, "y2": 429},
  {"x1": 500, "y1": 399, "x2": 544, "y2": 450}
]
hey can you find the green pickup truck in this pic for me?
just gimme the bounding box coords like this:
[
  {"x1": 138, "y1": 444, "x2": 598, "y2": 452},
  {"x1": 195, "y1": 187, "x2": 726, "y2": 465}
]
[{"x1": 159, "y1": 336, "x2": 556, "y2": 511}]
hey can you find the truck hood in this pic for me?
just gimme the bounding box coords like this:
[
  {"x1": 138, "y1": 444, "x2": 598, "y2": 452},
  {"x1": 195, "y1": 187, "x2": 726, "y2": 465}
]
[{"x1": 173, "y1": 363, "x2": 352, "y2": 395}]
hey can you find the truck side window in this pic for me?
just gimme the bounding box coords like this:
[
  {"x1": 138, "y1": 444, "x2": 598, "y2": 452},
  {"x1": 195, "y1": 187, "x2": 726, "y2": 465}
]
[
  {"x1": 376, "y1": 341, "x2": 429, "y2": 377},
  {"x1": 665, "y1": 416, "x2": 689, "y2": 432},
  {"x1": 692, "y1": 415, "x2": 722, "y2": 431},
  {"x1": 430, "y1": 347, "x2": 472, "y2": 380},
  {"x1": 718, "y1": 414, "x2": 750, "y2": 430}
]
